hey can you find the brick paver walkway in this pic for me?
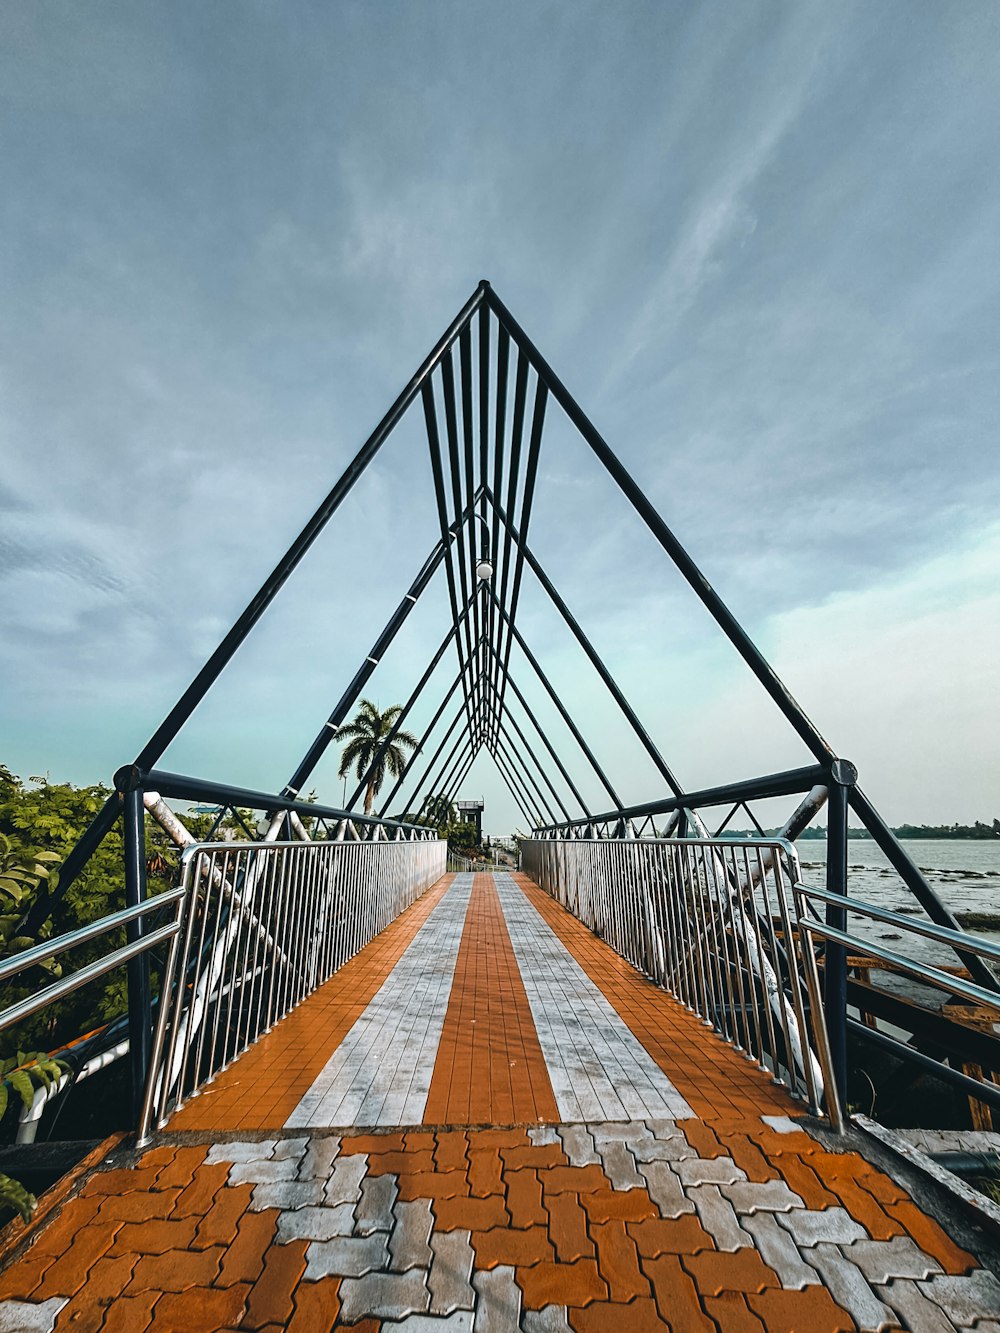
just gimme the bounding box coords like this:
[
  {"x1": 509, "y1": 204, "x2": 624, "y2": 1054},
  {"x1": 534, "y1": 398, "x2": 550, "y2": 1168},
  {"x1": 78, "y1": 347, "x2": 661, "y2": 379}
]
[{"x1": 2, "y1": 871, "x2": 999, "y2": 1330}]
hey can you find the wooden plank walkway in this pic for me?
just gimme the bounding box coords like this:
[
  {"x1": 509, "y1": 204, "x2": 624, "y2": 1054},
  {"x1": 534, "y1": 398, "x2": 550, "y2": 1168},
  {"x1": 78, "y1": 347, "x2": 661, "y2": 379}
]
[{"x1": 1, "y1": 871, "x2": 998, "y2": 1331}]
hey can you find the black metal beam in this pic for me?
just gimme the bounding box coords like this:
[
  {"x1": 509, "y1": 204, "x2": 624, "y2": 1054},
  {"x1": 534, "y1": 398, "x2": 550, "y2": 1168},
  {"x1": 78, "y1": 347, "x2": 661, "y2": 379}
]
[
  {"x1": 499, "y1": 665, "x2": 591, "y2": 819},
  {"x1": 344, "y1": 609, "x2": 468, "y2": 812},
  {"x1": 484, "y1": 284, "x2": 836, "y2": 766},
  {"x1": 487, "y1": 487, "x2": 684, "y2": 797},
  {"x1": 377, "y1": 675, "x2": 466, "y2": 818},
  {"x1": 495, "y1": 727, "x2": 557, "y2": 827},
  {"x1": 538, "y1": 763, "x2": 832, "y2": 833},
  {"x1": 488, "y1": 590, "x2": 623, "y2": 808},
  {"x1": 424, "y1": 384, "x2": 479, "y2": 738},
  {"x1": 492, "y1": 741, "x2": 545, "y2": 828},
  {"x1": 282, "y1": 533, "x2": 453, "y2": 799}
]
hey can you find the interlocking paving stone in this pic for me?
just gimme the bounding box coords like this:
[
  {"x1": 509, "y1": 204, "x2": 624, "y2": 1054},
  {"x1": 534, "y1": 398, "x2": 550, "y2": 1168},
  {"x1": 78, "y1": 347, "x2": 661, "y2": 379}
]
[
  {"x1": 286, "y1": 877, "x2": 473, "y2": 1128},
  {"x1": 761, "y1": 1115, "x2": 800, "y2": 1134},
  {"x1": 742, "y1": 1212, "x2": 821, "y2": 1289},
  {"x1": 472, "y1": 1264, "x2": 523, "y2": 1332},
  {"x1": 249, "y1": 1180, "x2": 326, "y2": 1211},
  {"x1": 721, "y1": 1178, "x2": 805, "y2": 1214},
  {"x1": 494, "y1": 873, "x2": 694, "y2": 1123},
  {"x1": 338, "y1": 1267, "x2": 431, "y2": 1322},
  {"x1": 389, "y1": 1313, "x2": 474, "y2": 1331},
  {"x1": 428, "y1": 1228, "x2": 475, "y2": 1315},
  {"x1": 557, "y1": 1127, "x2": 600, "y2": 1167},
  {"x1": 0, "y1": 1298, "x2": 67, "y2": 1332},
  {"x1": 847, "y1": 1235, "x2": 944, "y2": 1285},
  {"x1": 917, "y1": 1270, "x2": 1000, "y2": 1324},
  {"x1": 675, "y1": 1155, "x2": 748, "y2": 1187},
  {"x1": 205, "y1": 1140, "x2": 277, "y2": 1164},
  {"x1": 390, "y1": 1198, "x2": 435, "y2": 1272},
  {"x1": 275, "y1": 1203, "x2": 357, "y2": 1242},
  {"x1": 357, "y1": 1170, "x2": 400, "y2": 1235},
  {"x1": 324, "y1": 1153, "x2": 368, "y2": 1206},
  {"x1": 687, "y1": 1183, "x2": 754, "y2": 1251},
  {"x1": 272, "y1": 1135, "x2": 309, "y2": 1161},
  {"x1": 593, "y1": 1140, "x2": 644, "y2": 1191},
  {"x1": 304, "y1": 1233, "x2": 390, "y2": 1278},
  {"x1": 529, "y1": 1127, "x2": 561, "y2": 1147},
  {"x1": 807, "y1": 1242, "x2": 901, "y2": 1331},
  {"x1": 637, "y1": 1160, "x2": 695, "y2": 1217},
  {"x1": 229, "y1": 1157, "x2": 299, "y2": 1184},
  {"x1": 520, "y1": 1305, "x2": 573, "y2": 1333},
  {"x1": 777, "y1": 1204, "x2": 869, "y2": 1247},
  {"x1": 876, "y1": 1279, "x2": 955, "y2": 1333},
  {"x1": 298, "y1": 1135, "x2": 341, "y2": 1179}
]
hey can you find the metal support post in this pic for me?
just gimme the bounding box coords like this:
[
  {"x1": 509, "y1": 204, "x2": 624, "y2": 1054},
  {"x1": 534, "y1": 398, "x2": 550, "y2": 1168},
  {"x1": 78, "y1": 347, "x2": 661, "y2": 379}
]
[
  {"x1": 122, "y1": 780, "x2": 152, "y2": 1129},
  {"x1": 825, "y1": 772, "x2": 849, "y2": 1106}
]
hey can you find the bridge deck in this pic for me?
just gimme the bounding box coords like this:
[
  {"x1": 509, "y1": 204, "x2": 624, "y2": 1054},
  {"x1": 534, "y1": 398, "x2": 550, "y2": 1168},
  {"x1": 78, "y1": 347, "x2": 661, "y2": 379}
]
[{"x1": 1, "y1": 872, "x2": 997, "y2": 1331}]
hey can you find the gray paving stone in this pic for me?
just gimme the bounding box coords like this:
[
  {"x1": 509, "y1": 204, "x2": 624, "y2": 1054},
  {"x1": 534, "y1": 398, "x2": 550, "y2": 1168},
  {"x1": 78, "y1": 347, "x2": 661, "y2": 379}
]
[
  {"x1": 777, "y1": 1205, "x2": 868, "y2": 1247},
  {"x1": 720, "y1": 1178, "x2": 804, "y2": 1214},
  {"x1": 0, "y1": 1298, "x2": 68, "y2": 1333},
  {"x1": 596, "y1": 1140, "x2": 644, "y2": 1191},
  {"x1": 917, "y1": 1271, "x2": 1000, "y2": 1324},
  {"x1": 339, "y1": 1269, "x2": 431, "y2": 1323},
  {"x1": 357, "y1": 1170, "x2": 399, "y2": 1235},
  {"x1": 272, "y1": 1135, "x2": 309, "y2": 1160},
  {"x1": 875, "y1": 1280, "x2": 955, "y2": 1333},
  {"x1": 760, "y1": 1115, "x2": 800, "y2": 1134},
  {"x1": 630, "y1": 1134, "x2": 695, "y2": 1163},
  {"x1": 807, "y1": 1244, "x2": 900, "y2": 1331},
  {"x1": 591, "y1": 1122, "x2": 646, "y2": 1143},
  {"x1": 386, "y1": 1314, "x2": 474, "y2": 1331},
  {"x1": 527, "y1": 1126, "x2": 561, "y2": 1147},
  {"x1": 675, "y1": 1156, "x2": 747, "y2": 1187},
  {"x1": 305, "y1": 1233, "x2": 390, "y2": 1279},
  {"x1": 521, "y1": 1306, "x2": 573, "y2": 1333},
  {"x1": 743, "y1": 1213, "x2": 821, "y2": 1289},
  {"x1": 428, "y1": 1228, "x2": 475, "y2": 1315},
  {"x1": 688, "y1": 1184, "x2": 754, "y2": 1251},
  {"x1": 228, "y1": 1156, "x2": 299, "y2": 1184},
  {"x1": 205, "y1": 1139, "x2": 276, "y2": 1164},
  {"x1": 646, "y1": 1118, "x2": 684, "y2": 1139},
  {"x1": 846, "y1": 1236, "x2": 944, "y2": 1285},
  {"x1": 276, "y1": 1203, "x2": 357, "y2": 1242},
  {"x1": 251, "y1": 1179, "x2": 326, "y2": 1211},
  {"x1": 324, "y1": 1153, "x2": 369, "y2": 1205},
  {"x1": 299, "y1": 1134, "x2": 341, "y2": 1179},
  {"x1": 390, "y1": 1198, "x2": 434, "y2": 1272},
  {"x1": 638, "y1": 1160, "x2": 695, "y2": 1218},
  {"x1": 472, "y1": 1265, "x2": 522, "y2": 1332},
  {"x1": 558, "y1": 1126, "x2": 600, "y2": 1167}
]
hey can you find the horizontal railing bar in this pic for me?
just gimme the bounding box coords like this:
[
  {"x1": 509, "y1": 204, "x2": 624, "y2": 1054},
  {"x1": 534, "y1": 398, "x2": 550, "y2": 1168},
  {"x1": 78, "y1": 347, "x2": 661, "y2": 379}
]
[
  {"x1": 800, "y1": 921, "x2": 1000, "y2": 1010},
  {"x1": 0, "y1": 886, "x2": 185, "y2": 983},
  {"x1": 797, "y1": 884, "x2": 1000, "y2": 965},
  {"x1": 0, "y1": 922, "x2": 181, "y2": 1032},
  {"x1": 848, "y1": 1019, "x2": 1000, "y2": 1113},
  {"x1": 537, "y1": 764, "x2": 832, "y2": 832},
  {"x1": 142, "y1": 769, "x2": 430, "y2": 833}
]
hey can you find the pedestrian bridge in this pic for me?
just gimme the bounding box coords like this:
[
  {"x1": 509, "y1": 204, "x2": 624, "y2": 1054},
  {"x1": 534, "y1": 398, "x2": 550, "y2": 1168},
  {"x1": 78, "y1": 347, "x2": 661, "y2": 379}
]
[{"x1": 3, "y1": 284, "x2": 1000, "y2": 1329}]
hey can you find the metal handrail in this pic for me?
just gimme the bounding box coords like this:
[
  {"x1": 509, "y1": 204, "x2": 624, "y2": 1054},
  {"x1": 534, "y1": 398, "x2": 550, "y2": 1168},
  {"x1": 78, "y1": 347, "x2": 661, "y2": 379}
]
[
  {"x1": 522, "y1": 835, "x2": 844, "y2": 1130},
  {"x1": 140, "y1": 836, "x2": 446, "y2": 1140},
  {"x1": 0, "y1": 887, "x2": 185, "y2": 985}
]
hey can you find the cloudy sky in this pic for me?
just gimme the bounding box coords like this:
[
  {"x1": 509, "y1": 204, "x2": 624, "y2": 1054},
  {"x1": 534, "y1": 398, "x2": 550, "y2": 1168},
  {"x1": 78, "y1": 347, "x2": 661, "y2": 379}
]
[{"x1": 1, "y1": 1, "x2": 997, "y2": 833}]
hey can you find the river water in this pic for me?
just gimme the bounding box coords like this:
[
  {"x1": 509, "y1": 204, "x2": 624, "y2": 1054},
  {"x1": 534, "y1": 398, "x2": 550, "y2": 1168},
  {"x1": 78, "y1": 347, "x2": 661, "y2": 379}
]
[{"x1": 790, "y1": 838, "x2": 1000, "y2": 999}]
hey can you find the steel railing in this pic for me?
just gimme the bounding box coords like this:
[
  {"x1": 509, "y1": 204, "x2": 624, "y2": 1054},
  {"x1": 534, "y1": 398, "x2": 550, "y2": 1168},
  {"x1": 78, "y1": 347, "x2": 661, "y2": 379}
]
[
  {"x1": 140, "y1": 837, "x2": 446, "y2": 1139},
  {"x1": 522, "y1": 836, "x2": 842, "y2": 1128},
  {"x1": 794, "y1": 883, "x2": 1000, "y2": 1115}
]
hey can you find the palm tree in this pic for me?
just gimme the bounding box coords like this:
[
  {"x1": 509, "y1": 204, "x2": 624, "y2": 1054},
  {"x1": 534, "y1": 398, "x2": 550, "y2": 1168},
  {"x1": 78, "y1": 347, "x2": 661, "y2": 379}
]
[
  {"x1": 420, "y1": 792, "x2": 455, "y2": 835},
  {"x1": 336, "y1": 699, "x2": 419, "y2": 815}
]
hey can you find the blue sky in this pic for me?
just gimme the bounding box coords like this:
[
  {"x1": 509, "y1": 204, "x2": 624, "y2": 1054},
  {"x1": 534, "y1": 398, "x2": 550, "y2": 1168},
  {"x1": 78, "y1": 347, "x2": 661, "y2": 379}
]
[{"x1": 1, "y1": 2, "x2": 998, "y2": 832}]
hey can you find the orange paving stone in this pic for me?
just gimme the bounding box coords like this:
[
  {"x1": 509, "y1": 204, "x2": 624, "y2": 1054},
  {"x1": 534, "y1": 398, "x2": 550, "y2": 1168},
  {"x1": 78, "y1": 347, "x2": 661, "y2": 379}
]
[
  {"x1": 424, "y1": 872, "x2": 559, "y2": 1125},
  {"x1": 169, "y1": 874, "x2": 453, "y2": 1131}
]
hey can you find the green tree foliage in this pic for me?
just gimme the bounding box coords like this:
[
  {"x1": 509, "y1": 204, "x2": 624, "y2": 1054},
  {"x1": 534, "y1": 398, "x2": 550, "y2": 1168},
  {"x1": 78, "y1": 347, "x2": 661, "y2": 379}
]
[
  {"x1": 419, "y1": 793, "x2": 455, "y2": 836},
  {"x1": 336, "y1": 700, "x2": 419, "y2": 814}
]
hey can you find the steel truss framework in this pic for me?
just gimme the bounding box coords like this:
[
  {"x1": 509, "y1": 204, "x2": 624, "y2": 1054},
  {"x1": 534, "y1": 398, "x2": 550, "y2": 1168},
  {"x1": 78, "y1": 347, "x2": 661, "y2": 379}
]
[{"x1": 18, "y1": 280, "x2": 996, "y2": 1119}]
